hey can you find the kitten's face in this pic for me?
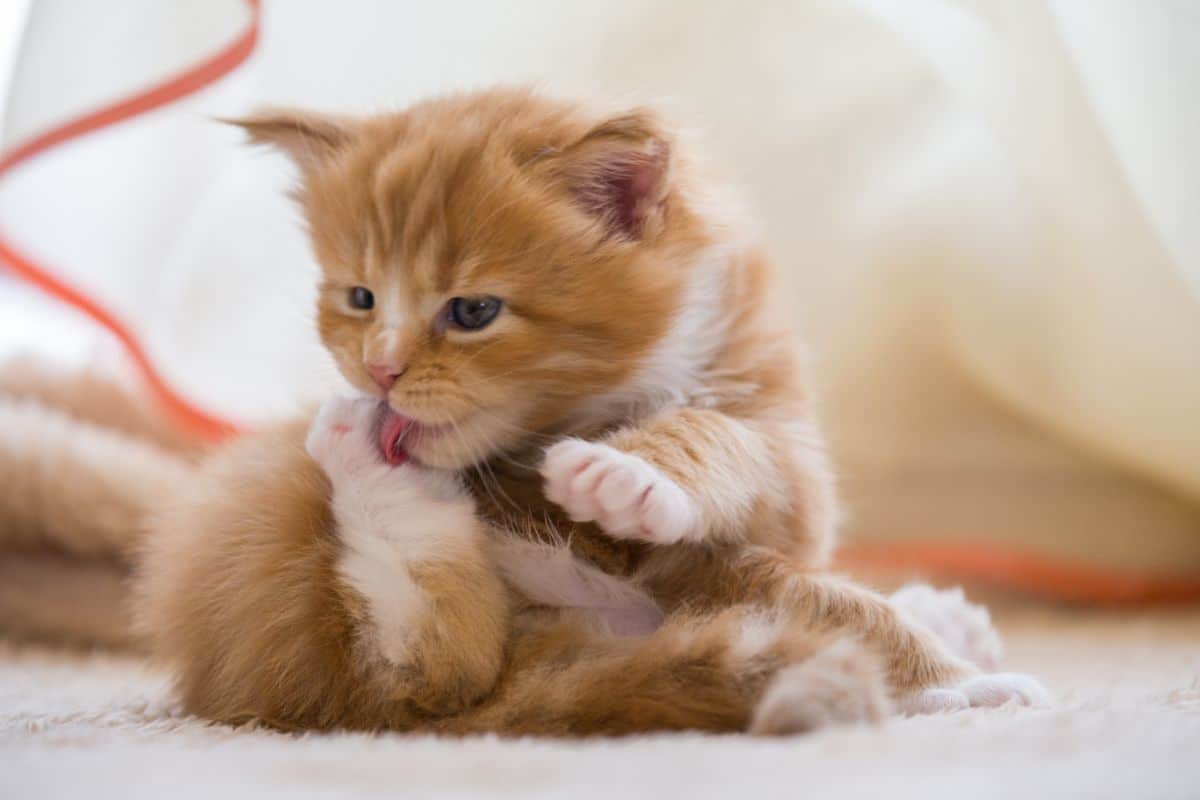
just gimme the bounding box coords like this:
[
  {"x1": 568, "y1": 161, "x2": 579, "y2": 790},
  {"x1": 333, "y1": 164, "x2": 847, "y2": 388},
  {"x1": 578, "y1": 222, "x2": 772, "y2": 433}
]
[{"x1": 242, "y1": 90, "x2": 712, "y2": 469}]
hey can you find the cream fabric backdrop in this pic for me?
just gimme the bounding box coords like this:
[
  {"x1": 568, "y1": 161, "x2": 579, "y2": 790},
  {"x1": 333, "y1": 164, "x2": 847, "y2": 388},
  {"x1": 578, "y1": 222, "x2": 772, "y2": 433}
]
[{"x1": 2, "y1": 1, "x2": 1197, "y2": 575}]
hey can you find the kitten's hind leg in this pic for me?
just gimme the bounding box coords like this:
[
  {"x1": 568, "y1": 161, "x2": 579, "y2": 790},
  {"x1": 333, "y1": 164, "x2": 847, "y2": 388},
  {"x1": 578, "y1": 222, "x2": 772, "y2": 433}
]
[
  {"x1": 443, "y1": 607, "x2": 890, "y2": 737},
  {"x1": 743, "y1": 555, "x2": 1050, "y2": 714},
  {"x1": 307, "y1": 395, "x2": 510, "y2": 715},
  {"x1": 890, "y1": 583, "x2": 1051, "y2": 713},
  {"x1": 749, "y1": 637, "x2": 889, "y2": 735},
  {"x1": 890, "y1": 583, "x2": 1003, "y2": 671},
  {"x1": 644, "y1": 547, "x2": 1048, "y2": 713}
]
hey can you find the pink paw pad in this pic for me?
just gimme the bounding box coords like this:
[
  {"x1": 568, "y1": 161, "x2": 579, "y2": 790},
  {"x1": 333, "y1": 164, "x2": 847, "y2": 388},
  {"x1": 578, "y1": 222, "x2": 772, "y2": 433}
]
[{"x1": 541, "y1": 439, "x2": 697, "y2": 545}]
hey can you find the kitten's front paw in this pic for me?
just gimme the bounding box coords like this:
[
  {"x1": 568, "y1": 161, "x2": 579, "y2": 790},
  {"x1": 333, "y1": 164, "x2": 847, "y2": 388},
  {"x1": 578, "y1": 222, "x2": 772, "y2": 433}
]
[
  {"x1": 890, "y1": 583, "x2": 1003, "y2": 670},
  {"x1": 542, "y1": 439, "x2": 697, "y2": 545},
  {"x1": 306, "y1": 395, "x2": 383, "y2": 482},
  {"x1": 901, "y1": 673, "x2": 1051, "y2": 715}
]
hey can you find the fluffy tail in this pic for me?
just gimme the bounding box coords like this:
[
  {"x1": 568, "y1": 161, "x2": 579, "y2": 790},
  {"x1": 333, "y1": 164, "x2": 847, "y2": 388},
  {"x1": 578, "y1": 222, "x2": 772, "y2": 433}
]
[
  {"x1": 0, "y1": 358, "x2": 198, "y2": 646},
  {"x1": 0, "y1": 356, "x2": 206, "y2": 458}
]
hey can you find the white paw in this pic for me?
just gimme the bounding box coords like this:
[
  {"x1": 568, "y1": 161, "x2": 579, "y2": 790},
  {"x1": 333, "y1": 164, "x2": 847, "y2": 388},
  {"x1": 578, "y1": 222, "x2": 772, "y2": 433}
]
[
  {"x1": 890, "y1": 583, "x2": 1003, "y2": 671},
  {"x1": 902, "y1": 673, "x2": 1051, "y2": 715},
  {"x1": 541, "y1": 439, "x2": 697, "y2": 544},
  {"x1": 959, "y1": 673, "x2": 1050, "y2": 708},
  {"x1": 306, "y1": 395, "x2": 384, "y2": 482},
  {"x1": 901, "y1": 687, "x2": 969, "y2": 714},
  {"x1": 750, "y1": 639, "x2": 890, "y2": 735}
]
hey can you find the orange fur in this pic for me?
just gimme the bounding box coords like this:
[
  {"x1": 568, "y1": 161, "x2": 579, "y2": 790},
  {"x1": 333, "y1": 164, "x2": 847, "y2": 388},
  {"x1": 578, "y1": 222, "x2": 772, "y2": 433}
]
[
  {"x1": 0, "y1": 360, "x2": 200, "y2": 648},
  {"x1": 132, "y1": 86, "x2": 987, "y2": 734},
  {"x1": 136, "y1": 419, "x2": 888, "y2": 734}
]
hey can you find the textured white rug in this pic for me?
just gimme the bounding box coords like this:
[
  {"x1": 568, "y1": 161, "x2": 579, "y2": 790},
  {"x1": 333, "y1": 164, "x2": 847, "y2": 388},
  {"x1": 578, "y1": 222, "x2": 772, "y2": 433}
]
[{"x1": 3, "y1": 606, "x2": 1199, "y2": 800}]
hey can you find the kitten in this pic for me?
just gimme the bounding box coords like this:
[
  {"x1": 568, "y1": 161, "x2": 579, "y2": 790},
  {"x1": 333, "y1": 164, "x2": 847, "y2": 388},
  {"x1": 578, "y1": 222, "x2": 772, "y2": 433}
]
[
  {"x1": 138, "y1": 392, "x2": 889, "y2": 733},
  {"x1": 133, "y1": 86, "x2": 1047, "y2": 732}
]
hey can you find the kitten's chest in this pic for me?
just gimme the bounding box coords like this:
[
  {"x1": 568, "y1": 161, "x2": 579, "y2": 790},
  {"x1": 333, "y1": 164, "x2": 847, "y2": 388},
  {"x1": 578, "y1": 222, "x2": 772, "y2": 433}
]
[{"x1": 466, "y1": 468, "x2": 646, "y2": 576}]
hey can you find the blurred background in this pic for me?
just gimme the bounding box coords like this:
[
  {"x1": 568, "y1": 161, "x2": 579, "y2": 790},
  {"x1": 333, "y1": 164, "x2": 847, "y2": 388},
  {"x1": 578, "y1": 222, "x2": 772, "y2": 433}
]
[{"x1": 1, "y1": 0, "x2": 1197, "y2": 600}]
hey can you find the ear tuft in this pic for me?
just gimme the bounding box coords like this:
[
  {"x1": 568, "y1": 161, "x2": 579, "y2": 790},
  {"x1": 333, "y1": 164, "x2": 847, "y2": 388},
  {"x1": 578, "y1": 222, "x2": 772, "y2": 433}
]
[
  {"x1": 557, "y1": 110, "x2": 673, "y2": 241},
  {"x1": 222, "y1": 108, "x2": 353, "y2": 172}
]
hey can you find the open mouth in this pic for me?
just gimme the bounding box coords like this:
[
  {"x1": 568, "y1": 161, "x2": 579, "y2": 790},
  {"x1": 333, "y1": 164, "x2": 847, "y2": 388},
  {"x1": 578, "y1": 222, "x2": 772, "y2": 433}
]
[
  {"x1": 377, "y1": 406, "x2": 456, "y2": 466},
  {"x1": 378, "y1": 408, "x2": 414, "y2": 466}
]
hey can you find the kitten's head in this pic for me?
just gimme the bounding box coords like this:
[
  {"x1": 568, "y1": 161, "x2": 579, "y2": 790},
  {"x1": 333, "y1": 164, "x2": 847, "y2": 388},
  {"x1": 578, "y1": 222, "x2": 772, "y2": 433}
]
[{"x1": 236, "y1": 88, "x2": 727, "y2": 469}]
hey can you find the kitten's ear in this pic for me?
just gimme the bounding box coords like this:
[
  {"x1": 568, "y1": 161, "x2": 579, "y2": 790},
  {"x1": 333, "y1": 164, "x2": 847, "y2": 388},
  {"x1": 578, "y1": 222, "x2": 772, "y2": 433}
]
[
  {"x1": 223, "y1": 108, "x2": 353, "y2": 173},
  {"x1": 554, "y1": 110, "x2": 673, "y2": 241}
]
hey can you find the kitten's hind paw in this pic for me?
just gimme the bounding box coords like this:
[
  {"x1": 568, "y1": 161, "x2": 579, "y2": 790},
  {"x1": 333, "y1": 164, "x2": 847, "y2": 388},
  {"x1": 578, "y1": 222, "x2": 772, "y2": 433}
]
[
  {"x1": 542, "y1": 439, "x2": 697, "y2": 545},
  {"x1": 305, "y1": 395, "x2": 383, "y2": 481},
  {"x1": 890, "y1": 583, "x2": 1003, "y2": 671},
  {"x1": 901, "y1": 673, "x2": 1052, "y2": 715},
  {"x1": 750, "y1": 639, "x2": 890, "y2": 735}
]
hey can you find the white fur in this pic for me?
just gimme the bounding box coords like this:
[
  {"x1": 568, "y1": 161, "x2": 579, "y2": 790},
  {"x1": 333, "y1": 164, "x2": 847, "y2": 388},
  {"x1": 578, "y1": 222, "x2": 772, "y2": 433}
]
[
  {"x1": 958, "y1": 673, "x2": 1051, "y2": 708},
  {"x1": 306, "y1": 395, "x2": 477, "y2": 666},
  {"x1": 546, "y1": 244, "x2": 761, "y2": 545},
  {"x1": 749, "y1": 638, "x2": 885, "y2": 735},
  {"x1": 728, "y1": 613, "x2": 786, "y2": 664},
  {"x1": 487, "y1": 535, "x2": 663, "y2": 635},
  {"x1": 903, "y1": 687, "x2": 970, "y2": 714},
  {"x1": 890, "y1": 583, "x2": 1004, "y2": 671},
  {"x1": 540, "y1": 439, "x2": 698, "y2": 544},
  {"x1": 567, "y1": 243, "x2": 732, "y2": 428},
  {"x1": 889, "y1": 583, "x2": 1047, "y2": 715},
  {"x1": 902, "y1": 673, "x2": 1052, "y2": 715},
  {"x1": 376, "y1": 277, "x2": 409, "y2": 331},
  {"x1": 622, "y1": 245, "x2": 731, "y2": 408},
  {"x1": 361, "y1": 277, "x2": 413, "y2": 374},
  {"x1": 336, "y1": 533, "x2": 429, "y2": 665}
]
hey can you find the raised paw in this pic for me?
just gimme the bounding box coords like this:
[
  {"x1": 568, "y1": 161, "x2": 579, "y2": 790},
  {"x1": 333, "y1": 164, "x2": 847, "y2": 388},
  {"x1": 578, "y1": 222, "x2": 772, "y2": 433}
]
[
  {"x1": 541, "y1": 439, "x2": 697, "y2": 544},
  {"x1": 901, "y1": 672, "x2": 1051, "y2": 715},
  {"x1": 305, "y1": 395, "x2": 384, "y2": 482},
  {"x1": 890, "y1": 583, "x2": 1003, "y2": 671}
]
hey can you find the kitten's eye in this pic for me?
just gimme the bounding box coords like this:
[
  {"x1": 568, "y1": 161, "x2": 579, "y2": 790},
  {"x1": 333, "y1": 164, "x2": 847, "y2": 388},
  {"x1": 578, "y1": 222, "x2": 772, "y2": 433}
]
[
  {"x1": 447, "y1": 296, "x2": 503, "y2": 330},
  {"x1": 349, "y1": 286, "x2": 374, "y2": 310}
]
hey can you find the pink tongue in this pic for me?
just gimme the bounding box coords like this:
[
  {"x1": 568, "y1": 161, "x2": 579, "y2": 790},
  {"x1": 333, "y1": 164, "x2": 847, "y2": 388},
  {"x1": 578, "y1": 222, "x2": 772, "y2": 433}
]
[{"x1": 378, "y1": 409, "x2": 413, "y2": 466}]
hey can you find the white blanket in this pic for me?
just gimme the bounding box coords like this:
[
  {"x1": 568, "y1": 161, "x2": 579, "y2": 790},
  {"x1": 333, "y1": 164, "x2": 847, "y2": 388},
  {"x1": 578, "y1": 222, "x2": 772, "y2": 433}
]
[{"x1": 5, "y1": 607, "x2": 1200, "y2": 799}]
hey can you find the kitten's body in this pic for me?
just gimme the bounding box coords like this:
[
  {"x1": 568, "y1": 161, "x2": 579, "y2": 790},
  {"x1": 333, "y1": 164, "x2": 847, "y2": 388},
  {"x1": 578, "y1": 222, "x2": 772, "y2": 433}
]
[
  {"x1": 14, "y1": 87, "x2": 1048, "y2": 733},
  {"x1": 139, "y1": 401, "x2": 885, "y2": 734}
]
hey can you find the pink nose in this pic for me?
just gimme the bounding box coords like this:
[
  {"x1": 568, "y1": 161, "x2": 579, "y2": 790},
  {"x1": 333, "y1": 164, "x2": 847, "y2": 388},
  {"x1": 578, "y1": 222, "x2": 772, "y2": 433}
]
[{"x1": 367, "y1": 362, "x2": 405, "y2": 391}]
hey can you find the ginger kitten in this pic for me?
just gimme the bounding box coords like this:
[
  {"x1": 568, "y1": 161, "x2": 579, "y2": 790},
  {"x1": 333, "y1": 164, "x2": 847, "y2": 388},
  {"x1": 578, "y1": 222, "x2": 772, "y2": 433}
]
[{"x1": 135, "y1": 87, "x2": 1046, "y2": 734}]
